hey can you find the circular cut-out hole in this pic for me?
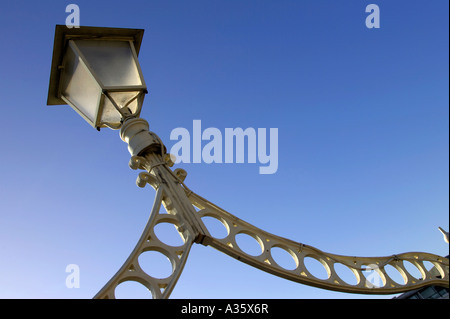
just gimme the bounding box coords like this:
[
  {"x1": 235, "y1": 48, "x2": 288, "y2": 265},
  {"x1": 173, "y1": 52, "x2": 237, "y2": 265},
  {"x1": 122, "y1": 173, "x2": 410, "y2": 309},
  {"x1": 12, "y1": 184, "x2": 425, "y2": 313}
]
[
  {"x1": 201, "y1": 216, "x2": 229, "y2": 239},
  {"x1": 403, "y1": 261, "x2": 423, "y2": 280},
  {"x1": 235, "y1": 233, "x2": 263, "y2": 256},
  {"x1": 154, "y1": 222, "x2": 185, "y2": 247},
  {"x1": 138, "y1": 250, "x2": 173, "y2": 279},
  {"x1": 270, "y1": 247, "x2": 297, "y2": 270},
  {"x1": 334, "y1": 263, "x2": 358, "y2": 285},
  {"x1": 361, "y1": 264, "x2": 384, "y2": 288},
  {"x1": 384, "y1": 265, "x2": 406, "y2": 285},
  {"x1": 114, "y1": 280, "x2": 152, "y2": 299},
  {"x1": 304, "y1": 257, "x2": 329, "y2": 280}
]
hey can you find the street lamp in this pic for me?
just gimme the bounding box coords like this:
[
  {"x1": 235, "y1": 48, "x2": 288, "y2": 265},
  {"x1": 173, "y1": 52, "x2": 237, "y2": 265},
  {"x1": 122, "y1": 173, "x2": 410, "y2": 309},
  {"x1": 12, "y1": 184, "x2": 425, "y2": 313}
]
[
  {"x1": 47, "y1": 25, "x2": 449, "y2": 299},
  {"x1": 47, "y1": 25, "x2": 147, "y2": 130}
]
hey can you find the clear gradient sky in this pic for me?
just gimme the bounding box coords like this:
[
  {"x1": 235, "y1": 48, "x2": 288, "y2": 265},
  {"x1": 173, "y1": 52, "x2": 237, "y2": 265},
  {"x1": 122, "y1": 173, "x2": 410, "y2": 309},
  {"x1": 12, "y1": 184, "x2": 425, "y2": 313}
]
[{"x1": 0, "y1": 0, "x2": 448, "y2": 299}]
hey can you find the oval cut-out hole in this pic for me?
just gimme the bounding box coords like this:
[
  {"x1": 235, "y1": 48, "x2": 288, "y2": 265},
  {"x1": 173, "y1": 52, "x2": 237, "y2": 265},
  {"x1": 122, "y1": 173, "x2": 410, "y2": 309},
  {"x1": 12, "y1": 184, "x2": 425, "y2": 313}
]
[
  {"x1": 235, "y1": 233, "x2": 263, "y2": 256},
  {"x1": 334, "y1": 263, "x2": 358, "y2": 285},
  {"x1": 114, "y1": 280, "x2": 152, "y2": 299},
  {"x1": 154, "y1": 222, "x2": 185, "y2": 247},
  {"x1": 304, "y1": 257, "x2": 329, "y2": 280},
  {"x1": 403, "y1": 261, "x2": 423, "y2": 280},
  {"x1": 138, "y1": 250, "x2": 173, "y2": 279},
  {"x1": 201, "y1": 216, "x2": 229, "y2": 239},
  {"x1": 270, "y1": 247, "x2": 297, "y2": 270},
  {"x1": 384, "y1": 265, "x2": 406, "y2": 285},
  {"x1": 361, "y1": 264, "x2": 384, "y2": 288}
]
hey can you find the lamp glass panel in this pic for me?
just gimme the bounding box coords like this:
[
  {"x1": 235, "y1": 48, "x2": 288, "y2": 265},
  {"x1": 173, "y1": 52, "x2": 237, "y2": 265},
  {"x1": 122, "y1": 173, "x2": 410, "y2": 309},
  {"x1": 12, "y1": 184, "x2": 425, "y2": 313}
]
[
  {"x1": 60, "y1": 43, "x2": 102, "y2": 124},
  {"x1": 99, "y1": 91, "x2": 144, "y2": 128},
  {"x1": 74, "y1": 40, "x2": 143, "y2": 87}
]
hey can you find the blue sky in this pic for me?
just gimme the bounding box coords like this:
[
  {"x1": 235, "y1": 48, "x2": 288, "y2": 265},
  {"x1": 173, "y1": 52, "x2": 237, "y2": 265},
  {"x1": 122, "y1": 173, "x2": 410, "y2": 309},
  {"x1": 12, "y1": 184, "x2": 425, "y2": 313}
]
[{"x1": 0, "y1": 0, "x2": 448, "y2": 299}]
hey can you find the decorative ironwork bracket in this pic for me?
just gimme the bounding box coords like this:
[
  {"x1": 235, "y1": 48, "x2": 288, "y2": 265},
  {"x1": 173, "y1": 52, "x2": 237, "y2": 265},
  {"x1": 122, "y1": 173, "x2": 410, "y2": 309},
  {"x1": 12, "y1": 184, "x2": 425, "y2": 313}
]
[{"x1": 94, "y1": 118, "x2": 448, "y2": 299}]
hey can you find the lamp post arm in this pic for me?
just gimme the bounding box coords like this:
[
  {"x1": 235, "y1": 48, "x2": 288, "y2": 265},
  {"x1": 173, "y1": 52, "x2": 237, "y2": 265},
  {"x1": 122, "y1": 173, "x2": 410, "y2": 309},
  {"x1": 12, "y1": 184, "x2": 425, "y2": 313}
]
[{"x1": 186, "y1": 190, "x2": 449, "y2": 295}]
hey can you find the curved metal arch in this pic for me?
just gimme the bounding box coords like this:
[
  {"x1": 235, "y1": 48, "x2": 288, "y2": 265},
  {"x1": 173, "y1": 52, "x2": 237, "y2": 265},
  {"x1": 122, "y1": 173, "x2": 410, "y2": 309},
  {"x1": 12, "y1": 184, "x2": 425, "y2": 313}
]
[
  {"x1": 188, "y1": 191, "x2": 449, "y2": 295},
  {"x1": 94, "y1": 185, "x2": 196, "y2": 299}
]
